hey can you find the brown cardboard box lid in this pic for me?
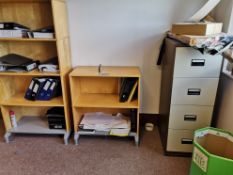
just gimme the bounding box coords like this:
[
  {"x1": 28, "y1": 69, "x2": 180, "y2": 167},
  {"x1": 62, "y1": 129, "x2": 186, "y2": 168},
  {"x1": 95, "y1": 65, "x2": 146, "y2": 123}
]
[{"x1": 171, "y1": 22, "x2": 223, "y2": 36}]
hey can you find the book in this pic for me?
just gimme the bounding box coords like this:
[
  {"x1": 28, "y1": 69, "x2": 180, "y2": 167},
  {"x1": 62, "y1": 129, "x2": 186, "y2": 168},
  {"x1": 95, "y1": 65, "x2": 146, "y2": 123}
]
[
  {"x1": 46, "y1": 107, "x2": 66, "y2": 129},
  {"x1": 35, "y1": 79, "x2": 53, "y2": 100},
  {"x1": 0, "y1": 54, "x2": 38, "y2": 72},
  {"x1": 25, "y1": 77, "x2": 62, "y2": 101},
  {"x1": 0, "y1": 54, "x2": 32, "y2": 65},
  {"x1": 30, "y1": 78, "x2": 47, "y2": 101},
  {"x1": 0, "y1": 29, "x2": 27, "y2": 38},
  {"x1": 38, "y1": 57, "x2": 59, "y2": 72},
  {"x1": 27, "y1": 26, "x2": 55, "y2": 39},
  {"x1": 0, "y1": 22, "x2": 29, "y2": 30},
  {"x1": 119, "y1": 78, "x2": 137, "y2": 102},
  {"x1": 127, "y1": 80, "x2": 138, "y2": 102},
  {"x1": 24, "y1": 79, "x2": 36, "y2": 100},
  {"x1": 31, "y1": 32, "x2": 54, "y2": 39}
]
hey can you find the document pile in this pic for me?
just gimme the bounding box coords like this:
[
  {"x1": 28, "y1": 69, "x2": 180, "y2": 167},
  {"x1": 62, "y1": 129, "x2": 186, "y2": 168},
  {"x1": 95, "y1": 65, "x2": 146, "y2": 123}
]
[
  {"x1": 0, "y1": 22, "x2": 29, "y2": 38},
  {"x1": 38, "y1": 57, "x2": 59, "y2": 73},
  {"x1": 79, "y1": 112, "x2": 131, "y2": 136}
]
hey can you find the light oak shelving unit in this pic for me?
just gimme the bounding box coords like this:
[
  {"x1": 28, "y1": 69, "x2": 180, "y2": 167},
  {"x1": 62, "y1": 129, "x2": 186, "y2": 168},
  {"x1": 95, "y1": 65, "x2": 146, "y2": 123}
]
[
  {"x1": 69, "y1": 66, "x2": 141, "y2": 145},
  {"x1": 0, "y1": 0, "x2": 72, "y2": 144}
]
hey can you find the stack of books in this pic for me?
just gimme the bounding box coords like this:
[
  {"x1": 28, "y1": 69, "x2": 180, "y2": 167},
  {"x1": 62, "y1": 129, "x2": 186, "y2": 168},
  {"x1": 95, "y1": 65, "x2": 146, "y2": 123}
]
[
  {"x1": 0, "y1": 54, "x2": 38, "y2": 72},
  {"x1": 0, "y1": 22, "x2": 29, "y2": 38},
  {"x1": 0, "y1": 22, "x2": 55, "y2": 39},
  {"x1": 24, "y1": 78, "x2": 61, "y2": 101}
]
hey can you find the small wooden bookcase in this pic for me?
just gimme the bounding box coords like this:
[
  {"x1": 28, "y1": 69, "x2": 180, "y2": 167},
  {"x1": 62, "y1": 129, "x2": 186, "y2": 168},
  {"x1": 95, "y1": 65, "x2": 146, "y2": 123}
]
[
  {"x1": 69, "y1": 66, "x2": 141, "y2": 145},
  {"x1": 0, "y1": 0, "x2": 72, "y2": 144}
]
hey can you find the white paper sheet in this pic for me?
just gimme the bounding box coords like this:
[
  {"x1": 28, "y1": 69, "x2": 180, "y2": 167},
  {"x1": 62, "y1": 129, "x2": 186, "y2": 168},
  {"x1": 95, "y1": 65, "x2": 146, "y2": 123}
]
[{"x1": 188, "y1": 0, "x2": 221, "y2": 22}]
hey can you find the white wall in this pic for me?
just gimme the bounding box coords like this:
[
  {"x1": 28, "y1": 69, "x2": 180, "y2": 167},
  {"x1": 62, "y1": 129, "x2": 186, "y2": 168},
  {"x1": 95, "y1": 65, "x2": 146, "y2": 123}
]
[
  {"x1": 67, "y1": 0, "x2": 206, "y2": 114},
  {"x1": 213, "y1": 0, "x2": 233, "y2": 33},
  {"x1": 213, "y1": 0, "x2": 233, "y2": 132}
]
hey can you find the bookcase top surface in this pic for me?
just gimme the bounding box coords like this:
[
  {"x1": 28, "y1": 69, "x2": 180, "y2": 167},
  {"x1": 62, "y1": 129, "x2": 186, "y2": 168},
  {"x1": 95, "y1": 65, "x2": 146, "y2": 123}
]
[{"x1": 70, "y1": 66, "x2": 141, "y2": 78}]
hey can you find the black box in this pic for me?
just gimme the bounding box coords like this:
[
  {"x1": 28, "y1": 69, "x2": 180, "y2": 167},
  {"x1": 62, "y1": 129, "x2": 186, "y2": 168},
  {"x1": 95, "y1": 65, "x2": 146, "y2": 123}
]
[{"x1": 46, "y1": 107, "x2": 66, "y2": 129}]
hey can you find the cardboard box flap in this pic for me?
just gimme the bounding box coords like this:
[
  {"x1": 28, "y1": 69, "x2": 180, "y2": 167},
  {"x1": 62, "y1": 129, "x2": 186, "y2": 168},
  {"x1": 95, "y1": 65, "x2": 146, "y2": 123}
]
[{"x1": 195, "y1": 128, "x2": 233, "y2": 160}]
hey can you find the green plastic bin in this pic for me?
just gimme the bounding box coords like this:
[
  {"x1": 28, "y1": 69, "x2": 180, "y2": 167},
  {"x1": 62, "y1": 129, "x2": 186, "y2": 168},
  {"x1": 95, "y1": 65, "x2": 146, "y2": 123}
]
[{"x1": 190, "y1": 127, "x2": 233, "y2": 175}]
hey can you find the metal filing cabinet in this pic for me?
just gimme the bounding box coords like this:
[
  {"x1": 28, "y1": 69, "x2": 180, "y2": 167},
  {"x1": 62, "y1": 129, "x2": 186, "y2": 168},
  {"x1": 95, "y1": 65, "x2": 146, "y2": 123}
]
[{"x1": 158, "y1": 38, "x2": 222, "y2": 155}]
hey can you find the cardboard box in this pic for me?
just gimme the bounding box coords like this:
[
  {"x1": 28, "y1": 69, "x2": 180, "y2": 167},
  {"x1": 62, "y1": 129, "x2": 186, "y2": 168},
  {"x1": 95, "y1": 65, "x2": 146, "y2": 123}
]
[
  {"x1": 171, "y1": 22, "x2": 223, "y2": 36},
  {"x1": 190, "y1": 127, "x2": 233, "y2": 175}
]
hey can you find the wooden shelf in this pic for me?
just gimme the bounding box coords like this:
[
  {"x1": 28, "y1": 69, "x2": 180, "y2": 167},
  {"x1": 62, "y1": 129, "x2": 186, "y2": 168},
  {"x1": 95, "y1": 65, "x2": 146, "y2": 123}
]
[
  {"x1": 9, "y1": 116, "x2": 66, "y2": 135},
  {"x1": 0, "y1": 0, "x2": 72, "y2": 144},
  {"x1": 0, "y1": 70, "x2": 60, "y2": 77},
  {"x1": 2, "y1": 93, "x2": 64, "y2": 107},
  {"x1": 0, "y1": 38, "x2": 56, "y2": 42},
  {"x1": 0, "y1": 0, "x2": 50, "y2": 2},
  {"x1": 74, "y1": 94, "x2": 138, "y2": 108},
  {"x1": 70, "y1": 66, "x2": 141, "y2": 145},
  {"x1": 70, "y1": 66, "x2": 141, "y2": 78}
]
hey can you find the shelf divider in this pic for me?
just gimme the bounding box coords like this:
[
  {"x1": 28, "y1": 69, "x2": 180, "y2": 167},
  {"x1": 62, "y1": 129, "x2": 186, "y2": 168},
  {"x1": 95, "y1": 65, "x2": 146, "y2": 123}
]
[
  {"x1": 2, "y1": 93, "x2": 64, "y2": 107},
  {"x1": 75, "y1": 93, "x2": 139, "y2": 109},
  {"x1": 0, "y1": 70, "x2": 60, "y2": 77},
  {"x1": 0, "y1": 38, "x2": 56, "y2": 42}
]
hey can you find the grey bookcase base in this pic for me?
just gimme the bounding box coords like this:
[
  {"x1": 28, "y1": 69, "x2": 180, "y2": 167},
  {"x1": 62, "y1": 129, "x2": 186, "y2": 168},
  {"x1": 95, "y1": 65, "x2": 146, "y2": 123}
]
[
  {"x1": 4, "y1": 117, "x2": 71, "y2": 145},
  {"x1": 74, "y1": 131, "x2": 139, "y2": 146},
  {"x1": 4, "y1": 131, "x2": 71, "y2": 145}
]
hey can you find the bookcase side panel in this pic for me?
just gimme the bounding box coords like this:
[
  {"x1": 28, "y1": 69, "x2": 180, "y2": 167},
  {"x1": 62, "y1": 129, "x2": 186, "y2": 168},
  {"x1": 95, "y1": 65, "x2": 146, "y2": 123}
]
[
  {"x1": 52, "y1": 0, "x2": 71, "y2": 74},
  {"x1": 1, "y1": 106, "x2": 12, "y2": 130},
  {"x1": 56, "y1": 38, "x2": 72, "y2": 75},
  {"x1": 51, "y1": 0, "x2": 69, "y2": 39},
  {"x1": 61, "y1": 75, "x2": 71, "y2": 131}
]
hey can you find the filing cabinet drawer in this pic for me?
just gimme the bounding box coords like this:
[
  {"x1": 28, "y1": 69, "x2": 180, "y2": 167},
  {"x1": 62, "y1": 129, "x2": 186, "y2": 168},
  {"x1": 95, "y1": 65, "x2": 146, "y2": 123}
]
[
  {"x1": 174, "y1": 47, "x2": 222, "y2": 78},
  {"x1": 167, "y1": 129, "x2": 194, "y2": 153},
  {"x1": 171, "y1": 78, "x2": 219, "y2": 105},
  {"x1": 169, "y1": 105, "x2": 213, "y2": 130}
]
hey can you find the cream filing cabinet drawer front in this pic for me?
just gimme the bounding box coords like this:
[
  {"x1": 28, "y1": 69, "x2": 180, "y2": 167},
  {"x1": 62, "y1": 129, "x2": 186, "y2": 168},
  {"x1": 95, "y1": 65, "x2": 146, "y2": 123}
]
[
  {"x1": 169, "y1": 105, "x2": 213, "y2": 130},
  {"x1": 174, "y1": 47, "x2": 222, "y2": 78},
  {"x1": 167, "y1": 129, "x2": 194, "y2": 152},
  {"x1": 171, "y1": 78, "x2": 219, "y2": 105}
]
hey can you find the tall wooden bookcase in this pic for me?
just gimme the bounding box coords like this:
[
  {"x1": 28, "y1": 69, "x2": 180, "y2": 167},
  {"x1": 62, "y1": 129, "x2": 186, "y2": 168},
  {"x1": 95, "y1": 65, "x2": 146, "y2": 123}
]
[
  {"x1": 0, "y1": 0, "x2": 72, "y2": 144},
  {"x1": 69, "y1": 66, "x2": 141, "y2": 145}
]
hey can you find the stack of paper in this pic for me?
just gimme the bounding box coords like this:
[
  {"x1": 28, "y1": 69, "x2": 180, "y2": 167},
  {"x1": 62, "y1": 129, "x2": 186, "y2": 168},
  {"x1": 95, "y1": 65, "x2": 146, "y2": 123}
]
[
  {"x1": 0, "y1": 30, "x2": 25, "y2": 38},
  {"x1": 79, "y1": 112, "x2": 131, "y2": 136},
  {"x1": 0, "y1": 22, "x2": 29, "y2": 38}
]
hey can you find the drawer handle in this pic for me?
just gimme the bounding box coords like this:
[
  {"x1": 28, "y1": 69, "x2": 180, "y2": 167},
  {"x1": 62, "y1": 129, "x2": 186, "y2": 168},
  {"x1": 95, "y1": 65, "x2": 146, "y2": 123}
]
[
  {"x1": 181, "y1": 138, "x2": 193, "y2": 145},
  {"x1": 184, "y1": 115, "x2": 197, "y2": 121},
  {"x1": 191, "y1": 59, "x2": 205, "y2": 66},
  {"x1": 187, "y1": 88, "x2": 201, "y2": 95}
]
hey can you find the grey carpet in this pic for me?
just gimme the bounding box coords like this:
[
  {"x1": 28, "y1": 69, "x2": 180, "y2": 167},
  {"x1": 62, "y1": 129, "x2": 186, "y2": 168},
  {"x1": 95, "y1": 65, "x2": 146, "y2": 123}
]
[{"x1": 0, "y1": 123, "x2": 191, "y2": 175}]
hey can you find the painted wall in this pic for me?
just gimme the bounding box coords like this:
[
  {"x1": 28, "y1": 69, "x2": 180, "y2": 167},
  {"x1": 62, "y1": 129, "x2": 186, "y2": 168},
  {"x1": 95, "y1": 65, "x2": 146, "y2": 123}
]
[
  {"x1": 213, "y1": 0, "x2": 233, "y2": 32},
  {"x1": 213, "y1": 0, "x2": 233, "y2": 132},
  {"x1": 67, "y1": 0, "x2": 205, "y2": 113}
]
